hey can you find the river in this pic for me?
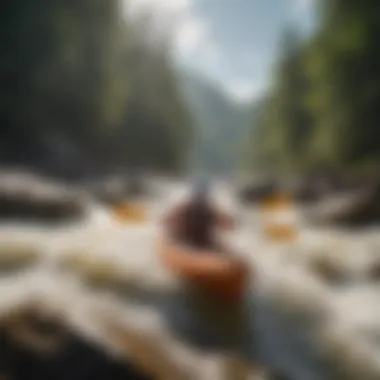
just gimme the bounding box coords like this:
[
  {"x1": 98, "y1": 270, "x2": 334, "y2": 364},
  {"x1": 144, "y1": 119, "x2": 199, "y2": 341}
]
[{"x1": 0, "y1": 180, "x2": 379, "y2": 380}]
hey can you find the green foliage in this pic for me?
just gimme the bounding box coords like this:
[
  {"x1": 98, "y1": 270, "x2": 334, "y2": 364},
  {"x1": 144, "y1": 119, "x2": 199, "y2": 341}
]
[
  {"x1": 0, "y1": 0, "x2": 193, "y2": 174},
  {"x1": 246, "y1": 2, "x2": 380, "y2": 176}
]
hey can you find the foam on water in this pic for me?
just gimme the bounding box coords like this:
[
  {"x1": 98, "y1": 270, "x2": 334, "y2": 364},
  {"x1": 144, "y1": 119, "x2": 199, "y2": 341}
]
[{"x1": 0, "y1": 182, "x2": 379, "y2": 378}]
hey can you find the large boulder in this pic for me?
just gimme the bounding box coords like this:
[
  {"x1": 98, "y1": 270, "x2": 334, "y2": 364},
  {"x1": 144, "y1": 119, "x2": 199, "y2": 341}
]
[
  {"x1": 238, "y1": 179, "x2": 279, "y2": 204},
  {"x1": 286, "y1": 177, "x2": 332, "y2": 204},
  {"x1": 87, "y1": 177, "x2": 127, "y2": 206},
  {"x1": 87, "y1": 175, "x2": 152, "y2": 206},
  {"x1": 125, "y1": 176, "x2": 151, "y2": 198},
  {"x1": 282, "y1": 178, "x2": 316, "y2": 204},
  {"x1": 0, "y1": 288, "x2": 244, "y2": 380},
  {"x1": 286, "y1": 172, "x2": 363, "y2": 205},
  {"x1": 0, "y1": 171, "x2": 88, "y2": 223},
  {"x1": 303, "y1": 182, "x2": 380, "y2": 227},
  {"x1": 0, "y1": 303, "x2": 154, "y2": 380}
]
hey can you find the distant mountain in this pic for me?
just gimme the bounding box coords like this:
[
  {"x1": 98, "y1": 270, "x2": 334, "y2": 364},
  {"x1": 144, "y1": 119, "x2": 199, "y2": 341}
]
[{"x1": 180, "y1": 71, "x2": 252, "y2": 174}]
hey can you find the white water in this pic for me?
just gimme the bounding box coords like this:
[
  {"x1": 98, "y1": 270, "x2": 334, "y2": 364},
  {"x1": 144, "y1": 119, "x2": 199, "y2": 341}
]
[{"x1": 1, "y1": 181, "x2": 380, "y2": 379}]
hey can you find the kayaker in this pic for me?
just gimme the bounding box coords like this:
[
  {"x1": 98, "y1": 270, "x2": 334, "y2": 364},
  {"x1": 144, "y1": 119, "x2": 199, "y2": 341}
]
[
  {"x1": 163, "y1": 179, "x2": 235, "y2": 253},
  {"x1": 160, "y1": 180, "x2": 258, "y2": 379}
]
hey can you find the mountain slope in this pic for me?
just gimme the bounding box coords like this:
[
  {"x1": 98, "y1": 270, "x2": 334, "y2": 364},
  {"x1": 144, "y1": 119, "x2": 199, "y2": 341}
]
[{"x1": 180, "y1": 71, "x2": 252, "y2": 174}]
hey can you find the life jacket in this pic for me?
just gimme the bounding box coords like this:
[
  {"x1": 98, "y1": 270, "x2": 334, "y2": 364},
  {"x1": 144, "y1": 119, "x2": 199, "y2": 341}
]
[{"x1": 180, "y1": 200, "x2": 216, "y2": 249}]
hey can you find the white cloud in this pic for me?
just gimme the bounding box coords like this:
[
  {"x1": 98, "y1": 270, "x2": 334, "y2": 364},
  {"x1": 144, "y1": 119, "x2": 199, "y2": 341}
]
[
  {"x1": 124, "y1": 0, "x2": 222, "y2": 63},
  {"x1": 174, "y1": 19, "x2": 208, "y2": 56},
  {"x1": 124, "y1": 0, "x2": 262, "y2": 106},
  {"x1": 223, "y1": 80, "x2": 264, "y2": 103},
  {"x1": 126, "y1": 0, "x2": 190, "y2": 16}
]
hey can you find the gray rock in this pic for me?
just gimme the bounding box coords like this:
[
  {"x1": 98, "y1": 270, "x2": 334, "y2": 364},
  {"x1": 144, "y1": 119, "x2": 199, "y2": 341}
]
[
  {"x1": 303, "y1": 182, "x2": 380, "y2": 227},
  {"x1": 0, "y1": 171, "x2": 87, "y2": 223},
  {"x1": 238, "y1": 180, "x2": 279, "y2": 204},
  {"x1": 86, "y1": 175, "x2": 151, "y2": 206},
  {"x1": 0, "y1": 304, "x2": 154, "y2": 380}
]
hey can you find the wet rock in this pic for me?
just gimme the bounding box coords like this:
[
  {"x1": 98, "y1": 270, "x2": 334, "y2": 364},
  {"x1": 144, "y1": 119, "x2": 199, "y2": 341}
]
[
  {"x1": 238, "y1": 179, "x2": 279, "y2": 204},
  {"x1": 126, "y1": 176, "x2": 150, "y2": 198},
  {"x1": 0, "y1": 171, "x2": 87, "y2": 224},
  {"x1": 87, "y1": 177, "x2": 127, "y2": 205},
  {"x1": 286, "y1": 178, "x2": 327, "y2": 204},
  {"x1": 304, "y1": 183, "x2": 380, "y2": 227},
  {"x1": 287, "y1": 173, "x2": 348, "y2": 205},
  {"x1": 308, "y1": 255, "x2": 350, "y2": 286},
  {"x1": 367, "y1": 260, "x2": 380, "y2": 281},
  {"x1": 87, "y1": 175, "x2": 150, "y2": 206},
  {"x1": 0, "y1": 305, "x2": 154, "y2": 380}
]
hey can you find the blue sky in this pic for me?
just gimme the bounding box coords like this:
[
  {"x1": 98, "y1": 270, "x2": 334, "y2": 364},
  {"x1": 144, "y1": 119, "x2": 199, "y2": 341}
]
[{"x1": 126, "y1": 0, "x2": 317, "y2": 102}]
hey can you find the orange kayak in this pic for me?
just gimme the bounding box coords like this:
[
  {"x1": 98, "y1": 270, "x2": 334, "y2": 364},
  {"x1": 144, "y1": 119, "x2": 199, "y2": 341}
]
[{"x1": 158, "y1": 239, "x2": 251, "y2": 303}]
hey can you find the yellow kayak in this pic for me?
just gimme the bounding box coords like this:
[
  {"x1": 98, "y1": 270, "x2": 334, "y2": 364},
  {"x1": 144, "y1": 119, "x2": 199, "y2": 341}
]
[{"x1": 113, "y1": 203, "x2": 147, "y2": 223}]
